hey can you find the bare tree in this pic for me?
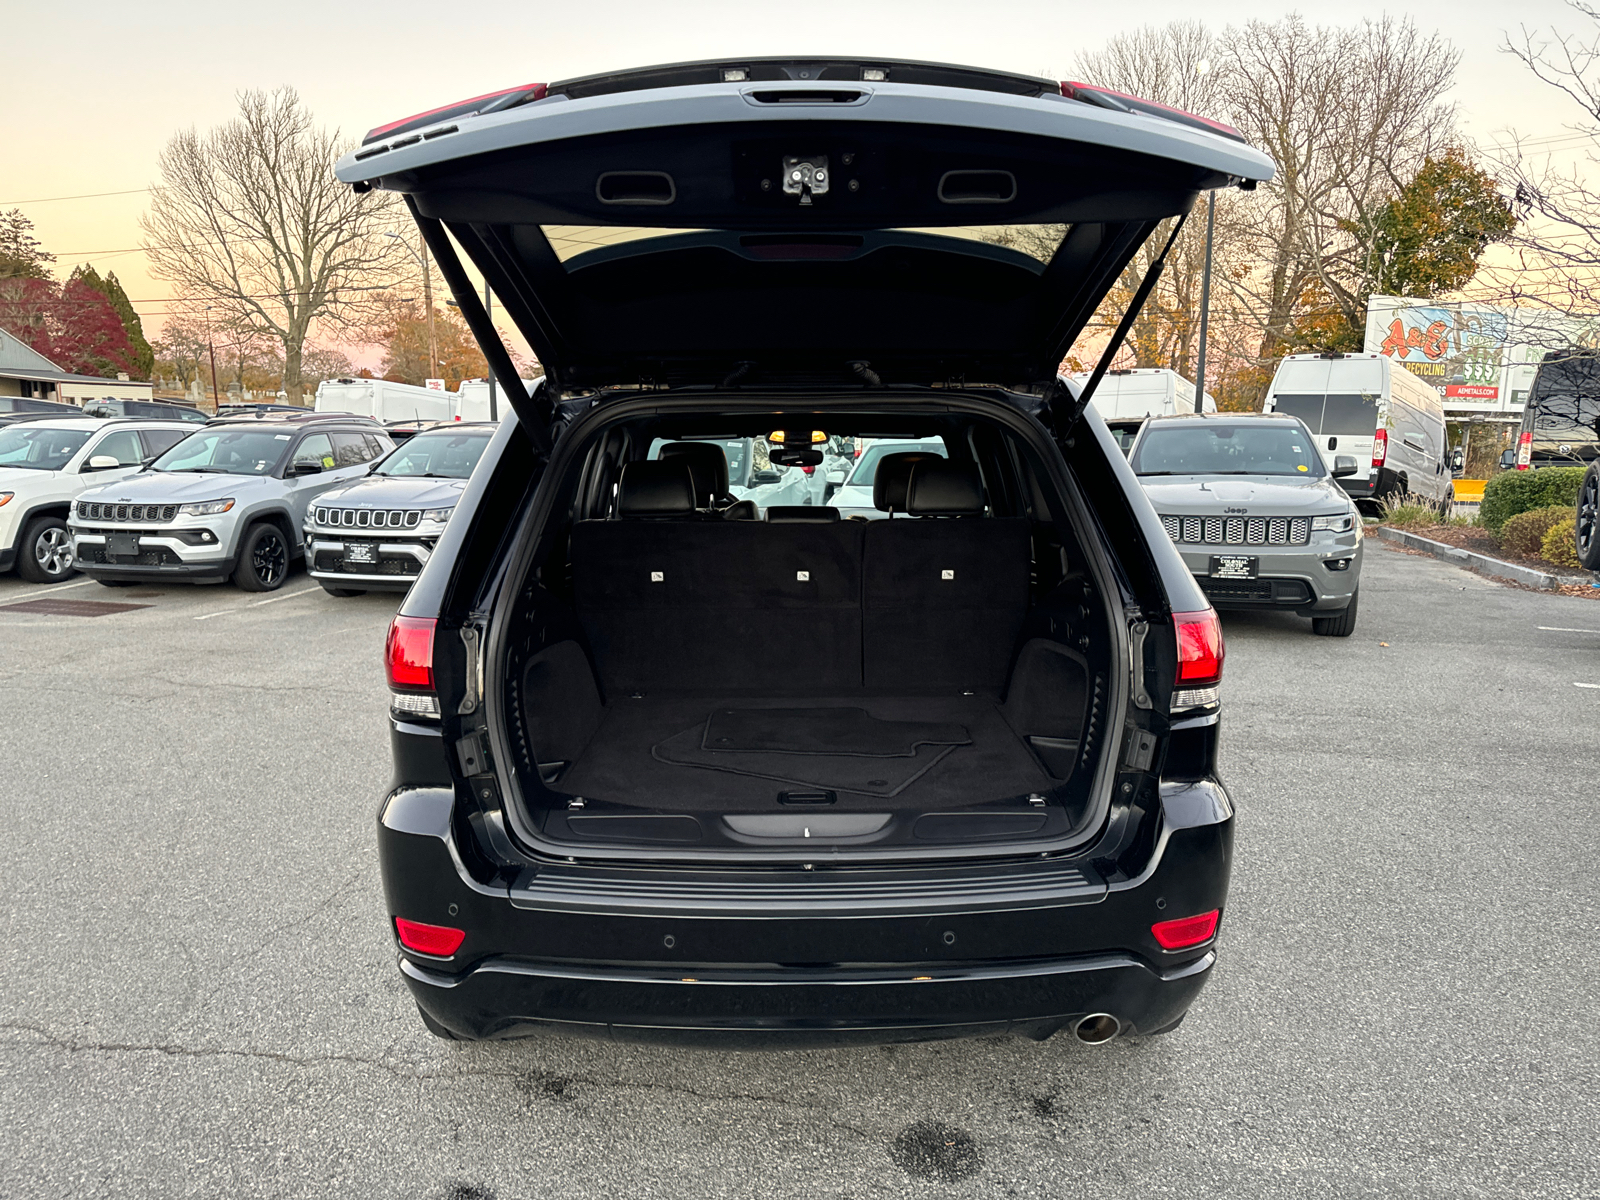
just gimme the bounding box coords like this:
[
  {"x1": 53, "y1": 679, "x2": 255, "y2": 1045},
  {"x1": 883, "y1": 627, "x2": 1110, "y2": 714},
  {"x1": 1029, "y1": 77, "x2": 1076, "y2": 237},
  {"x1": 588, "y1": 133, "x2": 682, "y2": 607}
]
[
  {"x1": 141, "y1": 88, "x2": 406, "y2": 403},
  {"x1": 1218, "y1": 17, "x2": 1460, "y2": 368}
]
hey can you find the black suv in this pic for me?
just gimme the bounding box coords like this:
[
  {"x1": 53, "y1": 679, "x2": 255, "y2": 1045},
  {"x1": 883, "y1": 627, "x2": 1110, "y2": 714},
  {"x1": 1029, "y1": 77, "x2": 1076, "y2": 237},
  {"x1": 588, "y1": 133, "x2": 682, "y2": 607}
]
[{"x1": 341, "y1": 59, "x2": 1273, "y2": 1046}]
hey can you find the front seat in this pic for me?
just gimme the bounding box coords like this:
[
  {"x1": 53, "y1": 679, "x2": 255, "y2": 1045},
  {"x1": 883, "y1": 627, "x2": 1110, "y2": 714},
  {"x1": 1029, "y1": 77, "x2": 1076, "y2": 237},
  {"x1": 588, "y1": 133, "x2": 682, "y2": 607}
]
[{"x1": 872, "y1": 451, "x2": 945, "y2": 514}]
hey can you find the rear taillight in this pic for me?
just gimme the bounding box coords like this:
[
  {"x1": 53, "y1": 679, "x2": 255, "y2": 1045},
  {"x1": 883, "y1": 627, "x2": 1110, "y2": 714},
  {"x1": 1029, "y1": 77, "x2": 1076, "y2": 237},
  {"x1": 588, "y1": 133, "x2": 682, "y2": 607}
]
[
  {"x1": 1151, "y1": 909, "x2": 1220, "y2": 950},
  {"x1": 1172, "y1": 608, "x2": 1223, "y2": 709},
  {"x1": 385, "y1": 615, "x2": 439, "y2": 717},
  {"x1": 1372, "y1": 428, "x2": 1387, "y2": 468},
  {"x1": 363, "y1": 83, "x2": 547, "y2": 144},
  {"x1": 394, "y1": 917, "x2": 465, "y2": 957},
  {"x1": 1516, "y1": 430, "x2": 1533, "y2": 470}
]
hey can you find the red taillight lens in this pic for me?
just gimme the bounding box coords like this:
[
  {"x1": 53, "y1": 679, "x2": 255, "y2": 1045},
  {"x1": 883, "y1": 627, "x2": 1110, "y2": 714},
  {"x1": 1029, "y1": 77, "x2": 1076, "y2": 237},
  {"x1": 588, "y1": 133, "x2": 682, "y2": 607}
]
[
  {"x1": 364, "y1": 83, "x2": 547, "y2": 144},
  {"x1": 394, "y1": 917, "x2": 465, "y2": 957},
  {"x1": 1516, "y1": 430, "x2": 1533, "y2": 470},
  {"x1": 1151, "y1": 909, "x2": 1219, "y2": 949},
  {"x1": 385, "y1": 616, "x2": 436, "y2": 690},
  {"x1": 1173, "y1": 609, "x2": 1224, "y2": 687},
  {"x1": 1061, "y1": 81, "x2": 1247, "y2": 143},
  {"x1": 1372, "y1": 428, "x2": 1387, "y2": 467}
]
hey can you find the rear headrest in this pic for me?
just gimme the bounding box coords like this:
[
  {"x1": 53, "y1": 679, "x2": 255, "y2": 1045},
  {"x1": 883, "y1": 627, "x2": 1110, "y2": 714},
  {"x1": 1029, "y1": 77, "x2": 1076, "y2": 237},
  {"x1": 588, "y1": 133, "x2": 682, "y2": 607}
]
[
  {"x1": 617, "y1": 460, "x2": 695, "y2": 518},
  {"x1": 872, "y1": 451, "x2": 945, "y2": 512},
  {"x1": 765, "y1": 505, "x2": 840, "y2": 522},
  {"x1": 657, "y1": 441, "x2": 729, "y2": 504},
  {"x1": 906, "y1": 461, "x2": 985, "y2": 516}
]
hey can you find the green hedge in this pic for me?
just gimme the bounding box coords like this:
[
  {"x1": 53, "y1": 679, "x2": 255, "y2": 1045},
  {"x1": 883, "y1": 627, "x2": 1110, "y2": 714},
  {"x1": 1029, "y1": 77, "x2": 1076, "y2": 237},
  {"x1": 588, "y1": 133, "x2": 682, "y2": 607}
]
[
  {"x1": 1541, "y1": 517, "x2": 1582, "y2": 568},
  {"x1": 1502, "y1": 506, "x2": 1573, "y2": 558},
  {"x1": 1479, "y1": 467, "x2": 1587, "y2": 534}
]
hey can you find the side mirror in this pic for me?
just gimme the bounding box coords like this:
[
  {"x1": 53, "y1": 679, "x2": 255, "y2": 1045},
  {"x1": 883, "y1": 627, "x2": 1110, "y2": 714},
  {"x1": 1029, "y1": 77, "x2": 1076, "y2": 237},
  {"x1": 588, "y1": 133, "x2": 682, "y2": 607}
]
[
  {"x1": 289, "y1": 460, "x2": 322, "y2": 476},
  {"x1": 1450, "y1": 450, "x2": 1464, "y2": 472},
  {"x1": 84, "y1": 455, "x2": 122, "y2": 471},
  {"x1": 1498, "y1": 449, "x2": 1517, "y2": 469},
  {"x1": 1331, "y1": 455, "x2": 1359, "y2": 479}
]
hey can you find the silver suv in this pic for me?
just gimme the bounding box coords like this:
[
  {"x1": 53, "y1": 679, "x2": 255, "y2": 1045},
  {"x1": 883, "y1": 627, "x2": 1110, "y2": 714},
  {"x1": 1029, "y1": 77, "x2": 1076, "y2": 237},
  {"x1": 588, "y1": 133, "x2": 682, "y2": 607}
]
[
  {"x1": 70, "y1": 413, "x2": 393, "y2": 591},
  {"x1": 304, "y1": 423, "x2": 496, "y2": 596},
  {"x1": 1128, "y1": 412, "x2": 1364, "y2": 636}
]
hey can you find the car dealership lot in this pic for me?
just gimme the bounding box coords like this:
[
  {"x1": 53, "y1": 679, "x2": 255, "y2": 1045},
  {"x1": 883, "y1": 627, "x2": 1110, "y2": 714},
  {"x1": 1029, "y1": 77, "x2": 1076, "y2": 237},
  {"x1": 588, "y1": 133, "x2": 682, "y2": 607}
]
[{"x1": 1, "y1": 549, "x2": 1596, "y2": 1199}]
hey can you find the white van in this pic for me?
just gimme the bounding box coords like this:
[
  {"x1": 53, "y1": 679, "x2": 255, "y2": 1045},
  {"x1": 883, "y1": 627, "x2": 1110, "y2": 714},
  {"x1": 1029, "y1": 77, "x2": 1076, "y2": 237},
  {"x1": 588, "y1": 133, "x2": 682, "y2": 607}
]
[
  {"x1": 1264, "y1": 353, "x2": 1452, "y2": 512},
  {"x1": 451, "y1": 377, "x2": 535, "y2": 423},
  {"x1": 1068, "y1": 368, "x2": 1216, "y2": 454},
  {"x1": 313, "y1": 378, "x2": 453, "y2": 424}
]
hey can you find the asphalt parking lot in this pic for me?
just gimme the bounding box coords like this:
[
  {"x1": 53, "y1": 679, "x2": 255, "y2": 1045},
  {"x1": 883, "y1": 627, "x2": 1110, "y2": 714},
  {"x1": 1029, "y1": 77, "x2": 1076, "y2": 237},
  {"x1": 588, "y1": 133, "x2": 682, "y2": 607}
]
[{"x1": 2, "y1": 545, "x2": 1597, "y2": 1199}]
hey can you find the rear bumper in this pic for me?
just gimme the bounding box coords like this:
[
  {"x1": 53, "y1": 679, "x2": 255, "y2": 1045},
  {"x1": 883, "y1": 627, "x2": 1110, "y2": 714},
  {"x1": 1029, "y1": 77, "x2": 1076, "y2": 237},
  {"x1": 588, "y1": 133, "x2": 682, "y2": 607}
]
[
  {"x1": 377, "y1": 776, "x2": 1234, "y2": 1045},
  {"x1": 401, "y1": 947, "x2": 1214, "y2": 1046}
]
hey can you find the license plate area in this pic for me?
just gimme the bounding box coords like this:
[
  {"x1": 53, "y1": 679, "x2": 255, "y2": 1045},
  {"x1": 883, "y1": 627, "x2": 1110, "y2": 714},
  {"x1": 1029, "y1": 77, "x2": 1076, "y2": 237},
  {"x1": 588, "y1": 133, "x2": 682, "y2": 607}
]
[
  {"x1": 345, "y1": 542, "x2": 376, "y2": 565},
  {"x1": 1210, "y1": 554, "x2": 1257, "y2": 580},
  {"x1": 106, "y1": 533, "x2": 139, "y2": 558}
]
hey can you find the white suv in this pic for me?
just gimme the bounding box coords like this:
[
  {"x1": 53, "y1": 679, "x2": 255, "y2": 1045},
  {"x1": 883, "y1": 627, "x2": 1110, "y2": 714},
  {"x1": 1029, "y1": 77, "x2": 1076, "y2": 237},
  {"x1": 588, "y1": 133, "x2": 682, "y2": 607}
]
[
  {"x1": 71, "y1": 413, "x2": 393, "y2": 591},
  {"x1": 0, "y1": 417, "x2": 194, "y2": 583}
]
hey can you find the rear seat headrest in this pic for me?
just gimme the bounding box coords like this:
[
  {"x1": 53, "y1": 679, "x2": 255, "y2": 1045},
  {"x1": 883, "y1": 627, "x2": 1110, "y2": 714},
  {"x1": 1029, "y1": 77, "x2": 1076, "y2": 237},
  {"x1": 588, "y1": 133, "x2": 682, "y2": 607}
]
[
  {"x1": 872, "y1": 451, "x2": 945, "y2": 512},
  {"x1": 765, "y1": 505, "x2": 840, "y2": 522},
  {"x1": 906, "y1": 461, "x2": 985, "y2": 516},
  {"x1": 658, "y1": 441, "x2": 729, "y2": 504},
  {"x1": 617, "y1": 460, "x2": 696, "y2": 518}
]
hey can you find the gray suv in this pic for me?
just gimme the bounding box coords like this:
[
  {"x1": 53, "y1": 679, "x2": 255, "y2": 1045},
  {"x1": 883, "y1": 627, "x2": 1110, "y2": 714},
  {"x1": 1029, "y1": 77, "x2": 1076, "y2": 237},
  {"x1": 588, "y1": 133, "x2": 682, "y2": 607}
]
[
  {"x1": 1129, "y1": 412, "x2": 1364, "y2": 636},
  {"x1": 71, "y1": 413, "x2": 393, "y2": 591}
]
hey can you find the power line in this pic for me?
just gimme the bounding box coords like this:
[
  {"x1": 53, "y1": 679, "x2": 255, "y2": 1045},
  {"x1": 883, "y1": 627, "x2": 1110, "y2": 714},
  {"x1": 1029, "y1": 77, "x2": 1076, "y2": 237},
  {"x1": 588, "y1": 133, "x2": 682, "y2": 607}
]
[{"x1": 0, "y1": 187, "x2": 152, "y2": 205}]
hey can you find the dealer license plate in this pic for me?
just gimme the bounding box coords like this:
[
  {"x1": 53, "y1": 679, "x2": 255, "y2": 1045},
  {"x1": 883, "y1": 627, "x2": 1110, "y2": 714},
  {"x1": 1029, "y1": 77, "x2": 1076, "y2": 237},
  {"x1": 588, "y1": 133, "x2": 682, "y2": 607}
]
[
  {"x1": 1209, "y1": 554, "x2": 1257, "y2": 580},
  {"x1": 106, "y1": 533, "x2": 139, "y2": 558},
  {"x1": 345, "y1": 543, "x2": 376, "y2": 565}
]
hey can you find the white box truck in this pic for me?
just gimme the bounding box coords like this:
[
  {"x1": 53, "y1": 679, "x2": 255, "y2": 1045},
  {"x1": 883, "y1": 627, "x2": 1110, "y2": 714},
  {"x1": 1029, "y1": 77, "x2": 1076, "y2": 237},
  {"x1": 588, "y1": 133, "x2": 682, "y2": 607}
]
[
  {"x1": 314, "y1": 378, "x2": 453, "y2": 424},
  {"x1": 1264, "y1": 353, "x2": 1452, "y2": 513},
  {"x1": 451, "y1": 377, "x2": 536, "y2": 423},
  {"x1": 1068, "y1": 368, "x2": 1216, "y2": 454}
]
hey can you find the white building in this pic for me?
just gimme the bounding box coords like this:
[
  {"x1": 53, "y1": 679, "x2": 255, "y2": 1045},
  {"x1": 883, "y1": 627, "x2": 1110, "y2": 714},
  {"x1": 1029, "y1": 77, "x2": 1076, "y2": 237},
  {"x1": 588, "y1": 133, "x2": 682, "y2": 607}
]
[{"x1": 0, "y1": 324, "x2": 155, "y2": 405}]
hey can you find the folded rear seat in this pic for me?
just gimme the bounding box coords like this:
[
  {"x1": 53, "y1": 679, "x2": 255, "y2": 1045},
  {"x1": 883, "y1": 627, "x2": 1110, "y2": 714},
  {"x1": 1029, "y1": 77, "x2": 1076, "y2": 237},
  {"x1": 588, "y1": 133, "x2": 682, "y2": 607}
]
[{"x1": 861, "y1": 460, "x2": 1030, "y2": 692}]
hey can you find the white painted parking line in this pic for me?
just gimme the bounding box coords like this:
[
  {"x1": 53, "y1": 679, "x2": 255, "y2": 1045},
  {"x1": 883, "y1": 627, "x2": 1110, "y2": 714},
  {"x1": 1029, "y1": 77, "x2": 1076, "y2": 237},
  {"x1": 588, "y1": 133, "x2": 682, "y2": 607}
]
[
  {"x1": 1576, "y1": 683, "x2": 1600, "y2": 689},
  {"x1": 249, "y1": 584, "x2": 321, "y2": 607},
  {"x1": 1540, "y1": 626, "x2": 1600, "y2": 634},
  {"x1": 192, "y1": 609, "x2": 232, "y2": 621},
  {"x1": 24, "y1": 577, "x2": 101, "y2": 596}
]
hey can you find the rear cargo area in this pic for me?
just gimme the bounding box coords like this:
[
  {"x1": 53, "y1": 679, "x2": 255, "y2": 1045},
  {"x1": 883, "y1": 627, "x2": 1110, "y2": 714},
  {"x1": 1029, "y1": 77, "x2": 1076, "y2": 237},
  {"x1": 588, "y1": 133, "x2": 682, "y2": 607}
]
[{"x1": 502, "y1": 444, "x2": 1115, "y2": 850}]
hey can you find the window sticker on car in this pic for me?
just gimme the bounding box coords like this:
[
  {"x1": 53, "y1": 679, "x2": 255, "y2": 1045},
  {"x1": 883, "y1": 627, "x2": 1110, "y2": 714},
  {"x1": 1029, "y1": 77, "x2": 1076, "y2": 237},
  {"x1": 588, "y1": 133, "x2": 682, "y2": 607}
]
[{"x1": 322, "y1": 456, "x2": 336, "y2": 468}]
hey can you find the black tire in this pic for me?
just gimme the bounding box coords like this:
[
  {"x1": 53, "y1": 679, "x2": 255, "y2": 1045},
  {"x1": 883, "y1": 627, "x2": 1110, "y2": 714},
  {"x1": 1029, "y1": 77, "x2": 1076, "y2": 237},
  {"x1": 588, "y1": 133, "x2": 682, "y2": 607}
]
[
  {"x1": 1312, "y1": 587, "x2": 1359, "y2": 637},
  {"x1": 416, "y1": 1004, "x2": 460, "y2": 1041},
  {"x1": 1439, "y1": 487, "x2": 1455, "y2": 518},
  {"x1": 95, "y1": 577, "x2": 136, "y2": 588},
  {"x1": 319, "y1": 585, "x2": 366, "y2": 598},
  {"x1": 16, "y1": 516, "x2": 76, "y2": 583},
  {"x1": 232, "y1": 522, "x2": 289, "y2": 592},
  {"x1": 1141, "y1": 1012, "x2": 1187, "y2": 1037},
  {"x1": 1578, "y1": 463, "x2": 1600, "y2": 570}
]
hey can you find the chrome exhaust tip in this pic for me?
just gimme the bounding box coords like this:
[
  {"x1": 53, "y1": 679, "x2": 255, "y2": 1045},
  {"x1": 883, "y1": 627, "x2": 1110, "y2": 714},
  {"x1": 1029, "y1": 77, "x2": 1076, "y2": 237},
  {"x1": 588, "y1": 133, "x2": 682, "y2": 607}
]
[{"x1": 1073, "y1": 1013, "x2": 1121, "y2": 1044}]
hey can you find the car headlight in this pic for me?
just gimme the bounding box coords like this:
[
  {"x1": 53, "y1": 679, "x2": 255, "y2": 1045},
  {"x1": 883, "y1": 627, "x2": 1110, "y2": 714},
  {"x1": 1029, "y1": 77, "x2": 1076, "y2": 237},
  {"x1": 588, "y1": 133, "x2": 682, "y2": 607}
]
[
  {"x1": 421, "y1": 506, "x2": 455, "y2": 523},
  {"x1": 1311, "y1": 513, "x2": 1356, "y2": 533},
  {"x1": 178, "y1": 498, "x2": 235, "y2": 516}
]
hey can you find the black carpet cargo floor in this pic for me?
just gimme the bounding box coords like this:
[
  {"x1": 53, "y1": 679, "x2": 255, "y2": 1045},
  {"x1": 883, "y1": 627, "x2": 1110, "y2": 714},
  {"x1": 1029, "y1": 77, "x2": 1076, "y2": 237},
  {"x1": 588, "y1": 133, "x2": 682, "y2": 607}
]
[
  {"x1": 699, "y1": 706, "x2": 971, "y2": 757},
  {"x1": 554, "y1": 695, "x2": 1053, "y2": 808}
]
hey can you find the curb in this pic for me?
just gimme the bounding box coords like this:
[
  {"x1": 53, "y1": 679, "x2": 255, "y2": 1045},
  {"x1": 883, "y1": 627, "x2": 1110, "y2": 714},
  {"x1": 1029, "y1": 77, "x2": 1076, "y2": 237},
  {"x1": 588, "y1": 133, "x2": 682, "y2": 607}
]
[{"x1": 1372, "y1": 526, "x2": 1561, "y2": 590}]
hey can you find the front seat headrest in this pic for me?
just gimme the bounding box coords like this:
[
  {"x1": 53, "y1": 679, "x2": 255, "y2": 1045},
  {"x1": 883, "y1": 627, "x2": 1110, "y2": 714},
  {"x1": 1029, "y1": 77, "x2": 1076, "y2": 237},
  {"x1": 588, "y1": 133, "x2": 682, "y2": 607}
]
[
  {"x1": 872, "y1": 451, "x2": 944, "y2": 513},
  {"x1": 657, "y1": 441, "x2": 729, "y2": 505},
  {"x1": 617, "y1": 460, "x2": 696, "y2": 518},
  {"x1": 906, "y1": 461, "x2": 985, "y2": 516},
  {"x1": 765, "y1": 505, "x2": 840, "y2": 522}
]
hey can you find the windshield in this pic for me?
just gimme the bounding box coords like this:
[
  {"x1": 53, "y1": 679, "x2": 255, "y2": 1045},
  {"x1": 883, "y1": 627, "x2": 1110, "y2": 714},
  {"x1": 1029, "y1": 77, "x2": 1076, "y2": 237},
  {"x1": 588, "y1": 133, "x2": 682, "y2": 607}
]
[
  {"x1": 376, "y1": 432, "x2": 493, "y2": 478},
  {"x1": 152, "y1": 429, "x2": 292, "y2": 476},
  {"x1": 0, "y1": 426, "x2": 92, "y2": 470},
  {"x1": 1131, "y1": 423, "x2": 1326, "y2": 478},
  {"x1": 844, "y1": 440, "x2": 947, "y2": 486}
]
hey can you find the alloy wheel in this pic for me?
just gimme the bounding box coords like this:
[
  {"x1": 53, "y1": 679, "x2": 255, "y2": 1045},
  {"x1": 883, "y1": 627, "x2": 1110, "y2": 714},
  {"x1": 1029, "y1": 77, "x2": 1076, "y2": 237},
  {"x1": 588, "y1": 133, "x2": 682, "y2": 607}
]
[
  {"x1": 254, "y1": 530, "x2": 288, "y2": 587},
  {"x1": 1579, "y1": 472, "x2": 1599, "y2": 560},
  {"x1": 34, "y1": 527, "x2": 74, "y2": 578}
]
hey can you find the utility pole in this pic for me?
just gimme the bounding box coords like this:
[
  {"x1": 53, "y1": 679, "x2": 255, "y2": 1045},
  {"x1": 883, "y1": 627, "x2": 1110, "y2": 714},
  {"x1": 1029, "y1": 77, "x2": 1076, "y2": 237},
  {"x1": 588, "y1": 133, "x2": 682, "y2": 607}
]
[
  {"x1": 203, "y1": 305, "x2": 221, "y2": 412},
  {"x1": 487, "y1": 283, "x2": 497, "y2": 422},
  {"x1": 1194, "y1": 192, "x2": 1215, "y2": 413},
  {"x1": 421, "y1": 235, "x2": 438, "y2": 381}
]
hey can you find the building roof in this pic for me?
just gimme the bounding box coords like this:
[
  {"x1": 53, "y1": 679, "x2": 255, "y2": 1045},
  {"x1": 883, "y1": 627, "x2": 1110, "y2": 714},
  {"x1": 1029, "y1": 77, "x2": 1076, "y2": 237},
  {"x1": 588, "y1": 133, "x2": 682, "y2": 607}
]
[
  {"x1": 0, "y1": 326, "x2": 65, "y2": 374},
  {"x1": 0, "y1": 364, "x2": 151, "y2": 387}
]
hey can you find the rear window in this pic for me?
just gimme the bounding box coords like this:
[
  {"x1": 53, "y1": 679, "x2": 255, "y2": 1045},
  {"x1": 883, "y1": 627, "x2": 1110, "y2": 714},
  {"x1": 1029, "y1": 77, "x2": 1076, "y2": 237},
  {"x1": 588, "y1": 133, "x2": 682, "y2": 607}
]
[
  {"x1": 1529, "y1": 361, "x2": 1600, "y2": 437},
  {"x1": 1270, "y1": 394, "x2": 1377, "y2": 437},
  {"x1": 1131, "y1": 423, "x2": 1326, "y2": 478}
]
